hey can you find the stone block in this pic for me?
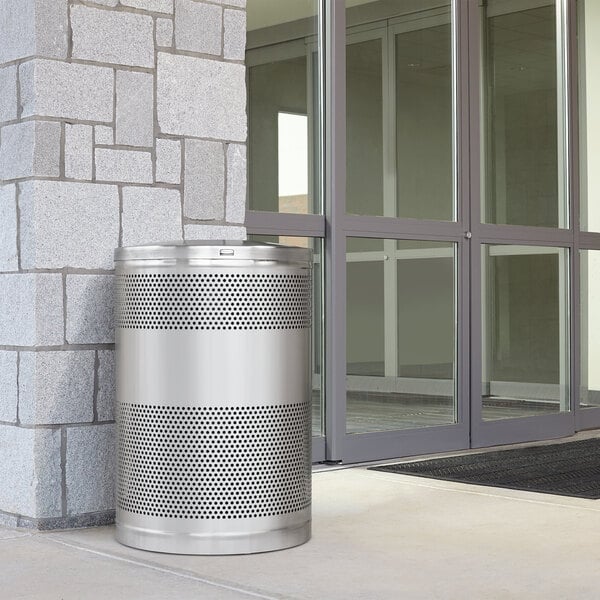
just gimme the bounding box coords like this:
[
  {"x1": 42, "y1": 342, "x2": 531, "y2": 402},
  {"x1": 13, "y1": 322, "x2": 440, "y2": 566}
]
[
  {"x1": 66, "y1": 424, "x2": 115, "y2": 515},
  {"x1": 157, "y1": 53, "x2": 246, "y2": 141},
  {"x1": 66, "y1": 275, "x2": 114, "y2": 345},
  {"x1": 122, "y1": 0, "x2": 173, "y2": 13},
  {"x1": 19, "y1": 181, "x2": 119, "y2": 270},
  {"x1": 97, "y1": 350, "x2": 115, "y2": 422},
  {"x1": 122, "y1": 187, "x2": 182, "y2": 246},
  {"x1": 224, "y1": 9, "x2": 246, "y2": 61},
  {"x1": 65, "y1": 124, "x2": 93, "y2": 181},
  {"x1": 95, "y1": 149, "x2": 153, "y2": 184},
  {"x1": 213, "y1": 0, "x2": 245, "y2": 5},
  {"x1": 71, "y1": 6, "x2": 154, "y2": 68},
  {"x1": 0, "y1": 66, "x2": 17, "y2": 122},
  {"x1": 156, "y1": 138, "x2": 181, "y2": 184},
  {"x1": 0, "y1": 274, "x2": 63, "y2": 346},
  {"x1": 19, "y1": 351, "x2": 95, "y2": 425},
  {"x1": 0, "y1": 0, "x2": 68, "y2": 64},
  {"x1": 95, "y1": 125, "x2": 114, "y2": 146},
  {"x1": 116, "y1": 71, "x2": 154, "y2": 148},
  {"x1": 0, "y1": 352, "x2": 18, "y2": 423},
  {"x1": 20, "y1": 59, "x2": 113, "y2": 122},
  {"x1": 0, "y1": 424, "x2": 62, "y2": 518},
  {"x1": 226, "y1": 143, "x2": 246, "y2": 223},
  {"x1": 0, "y1": 185, "x2": 18, "y2": 271},
  {"x1": 184, "y1": 224, "x2": 246, "y2": 240},
  {"x1": 0, "y1": 121, "x2": 61, "y2": 180},
  {"x1": 156, "y1": 18, "x2": 174, "y2": 47},
  {"x1": 184, "y1": 139, "x2": 224, "y2": 220},
  {"x1": 87, "y1": 0, "x2": 119, "y2": 5},
  {"x1": 175, "y1": 0, "x2": 221, "y2": 55}
]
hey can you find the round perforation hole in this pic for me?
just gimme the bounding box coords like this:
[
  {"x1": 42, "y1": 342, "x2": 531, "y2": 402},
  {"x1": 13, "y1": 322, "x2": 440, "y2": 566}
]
[
  {"x1": 117, "y1": 403, "x2": 312, "y2": 520},
  {"x1": 115, "y1": 273, "x2": 312, "y2": 331}
]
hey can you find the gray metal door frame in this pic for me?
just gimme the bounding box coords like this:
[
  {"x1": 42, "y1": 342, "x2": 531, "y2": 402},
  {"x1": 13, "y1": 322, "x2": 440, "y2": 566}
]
[{"x1": 246, "y1": 0, "x2": 600, "y2": 464}]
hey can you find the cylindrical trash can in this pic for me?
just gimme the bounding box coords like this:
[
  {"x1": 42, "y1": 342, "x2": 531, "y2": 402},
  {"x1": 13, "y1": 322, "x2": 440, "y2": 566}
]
[{"x1": 114, "y1": 241, "x2": 312, "y2": 555}]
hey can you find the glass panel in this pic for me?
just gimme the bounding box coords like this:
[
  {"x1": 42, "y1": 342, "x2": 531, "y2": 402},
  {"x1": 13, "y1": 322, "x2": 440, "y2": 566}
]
[
  {"x1": 346, "y1": 38, "x2": 383, "y2": 216},
  {"x1": 579, "y1": 0, "x2": 600, "y2": 231},
  {"x1": 246, "y1": 0, "x2": 321, "y2": 214},
  {"x1": 481, "y1": 1, "x2": 567, "y2": 228},
  {"x1": 346, "y1": 238, "x2": 457, "y2": 433},
  {"x1": 345, "y1": 2, "x2": 454, "y2": 220},
  {"x1": 580, "y1": 250, "x2": 600, "y2": 408},
  {"x1": 395, "y1": 12, "x2": 453, "y2": 220},
  {"x1": 249, "y1": 235, "x2": 324, "y2": 435},
  {"x1": 481, "y1": 245, "x2": 570, "y2": 420}
]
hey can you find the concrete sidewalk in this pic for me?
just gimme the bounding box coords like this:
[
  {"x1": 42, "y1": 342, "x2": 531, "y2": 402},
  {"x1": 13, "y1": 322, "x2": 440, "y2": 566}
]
[{"x1": 3, "y1": 452, "x2": 600, "y2": 599}]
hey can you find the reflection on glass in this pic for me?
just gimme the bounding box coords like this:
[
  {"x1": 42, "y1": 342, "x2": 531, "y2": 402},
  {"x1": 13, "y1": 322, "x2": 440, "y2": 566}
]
[
  {"x1": 482, "y1": 1, "x2": 567, "y2": 227},
  {"x1": 345, "y1": 2, "x2": 454, "y2": 220},
  {"x1": 481, "y1": 245, "x2": 569, "y2": 420},
  {"x1": 246, "y1": 0, "x2": 320, "y2": 214},
  {"x1": 346, "y1": 38, "x2": 383, "y2": 216},
  {"x1": 346, "y1": 238, "x2": 456, "y2": 433},
  {"x1": 249, "y1": 235, "x2": 323, "y2": 434},
  {"x1": 579, "y1": 0, "x2": 600, "y2": 232},
  {"x1": 396, "y1": 16, "x2": 453, "y2": 220},
  {"x1": 581, "y1": 251, "x2": 600, "y2": 407}
]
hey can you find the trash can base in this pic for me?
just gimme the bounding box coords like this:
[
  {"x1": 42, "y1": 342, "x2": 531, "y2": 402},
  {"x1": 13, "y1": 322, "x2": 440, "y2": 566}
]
[{"x1": 116, "y1": 518, "x2": 311, "y2": 555}]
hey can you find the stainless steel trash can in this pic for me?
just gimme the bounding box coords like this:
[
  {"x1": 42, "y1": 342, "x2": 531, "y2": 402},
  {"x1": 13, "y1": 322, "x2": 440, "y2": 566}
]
[{"x1": 114, "y1": 241, "x2": 312, "y2": 555}]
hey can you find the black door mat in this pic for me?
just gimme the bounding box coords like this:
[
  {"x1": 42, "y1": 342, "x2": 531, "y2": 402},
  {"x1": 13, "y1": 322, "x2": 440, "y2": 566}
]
[{"x1": 369, "y1": 438, "x2": 600, "y2": 499}]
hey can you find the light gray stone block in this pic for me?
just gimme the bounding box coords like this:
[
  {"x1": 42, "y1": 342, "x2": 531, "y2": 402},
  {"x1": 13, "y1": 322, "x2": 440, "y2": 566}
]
[
  {"x1": 156, "y1": 138, "x2": 181, "y2": 184},
  {"x1": 95, "y1": 149, "x2": 153, "y2": 184},
  {"x1": 226, "y1": 143, "x2": 246, "y2": 223},
  {"x1": 175, "y1": 0, "x2": 221, "y2": 55},
  {"x1": 156, "y1": 18, "x2": 174, "y2": 47},
  {"x1": 224, "y1": 9, "x2": 246, "y2": 61},
  {"x1": 184, "y1": 139, "x2": 224, "y2": 219},
  {"x1": 65, "y1": 124, "x2": 93, "y2": 181},
  {"x1": 213, "y1": 0, "x2": 245, "y2": 5},
  {"x1": 97, "y1": 350, "x2": 115, "y2": 422},
  {"x1": 0, "y1": 185, "x2": 18, "y2": 271},
  {"x1": 122, "y1": 187, "x2": 182, "y2": 246},
  {"x1": 122, "y1": 0, "x2": 173, "y2": 13},
  {"x1": 71, "y1": 6, "x2": 154, "y2": 68},
  {"x1": 87, "y1": 0, "x2": 119, "y2": 6},
  {"x1": 116, "y1": 71, "x2": 154, "y2": 148},
  {"x1": 66, "y1": 275, "x2": 114, "y2": 345},
  {"x1": 0, "y1": 424, "x2": 62, "y2": 518},
  {"x1": 184, "y1": 224, "x2": 246, "y2": 240},
  {"x1": 20, "y1": 59, "x2": 113, "y2": 122},
  {"x1": 0, "y1": 0, "x2": 68, "y2": 64},
  {"x1": 19, "y1": 181, "x2": 119, "y2": 270},
  {"x1": 157, "y1": 53, "x2": 246, "y2": 141},
  {"x1": 0, "y1": 121, "x2": 61, "y2": 180},
  {"x1": 0, "y1": 274, "x2": 63, "y2": 346},
  {"x1": 66, "y1": 424, "x2": 115, "y2": 515},
  {"x1": 0, "y1": 66, "x2": 17, "y2": 122},
  {"x1": 95, "y1": 125, "x2": 114, "y2": 146},
  {"x1": 0, "y1": 352, "x2": 18, "y2": 423},
  {"x1": 19, "y1": 351, "x2": 95, "y2": 425}
]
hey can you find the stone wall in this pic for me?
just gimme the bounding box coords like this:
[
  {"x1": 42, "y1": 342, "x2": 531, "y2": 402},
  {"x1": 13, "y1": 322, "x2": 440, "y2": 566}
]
[{"x1": 0, "y1": 0, "x2": 247, "y2": 528}]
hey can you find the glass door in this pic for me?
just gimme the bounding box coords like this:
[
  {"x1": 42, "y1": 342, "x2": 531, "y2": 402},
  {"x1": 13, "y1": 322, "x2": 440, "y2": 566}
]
[{"x1": 469, "y1": 0, "x2": 575, "y2": 447}]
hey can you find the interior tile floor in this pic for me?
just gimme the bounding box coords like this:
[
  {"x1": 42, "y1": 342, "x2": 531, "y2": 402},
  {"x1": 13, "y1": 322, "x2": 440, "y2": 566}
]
[{"x1": 3, "y1": 431, "x2": 600, "y2": 599}]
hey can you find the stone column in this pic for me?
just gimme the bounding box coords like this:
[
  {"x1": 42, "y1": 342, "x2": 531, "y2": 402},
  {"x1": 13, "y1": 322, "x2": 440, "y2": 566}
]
[{"x1": 0, "y1": 0, "x2": 247, "y2": 528}]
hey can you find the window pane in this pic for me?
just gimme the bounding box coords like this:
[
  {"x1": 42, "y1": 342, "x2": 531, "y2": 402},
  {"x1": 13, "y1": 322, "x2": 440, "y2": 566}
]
[
  {"x1": 581, "y1": 250, "x2": 600, "y2": 408},
  {"x1": 395, "y1": 15, "x2": 453, "y2": 220},
  {"x1": 248, "y1": 235, "x2": 324, "y2": 435},
  {"x1": 481, "y1": 1, "x2": 567, "y2": 228},
  {"x1": 346, "y1": 238, "x2": 457, "y2": 433},
  {"x1": 579, "y1": 0, "x2": 600, "y2": 231},
  {"x1": 481, "y1": 245, "x2": 570, "y2": 420},
  {"x1": 246, "y1": 1, "x2": 321, "y2": 214}
]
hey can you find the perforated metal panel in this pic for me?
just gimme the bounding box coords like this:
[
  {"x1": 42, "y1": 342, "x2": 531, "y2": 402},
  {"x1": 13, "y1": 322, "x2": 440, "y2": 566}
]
[
  {"x1": 117, "y1": 402, "x2": 311, "y2": 519},
  {"x1": 115, "y1": 273, "x2": 312, "y2": 331}
]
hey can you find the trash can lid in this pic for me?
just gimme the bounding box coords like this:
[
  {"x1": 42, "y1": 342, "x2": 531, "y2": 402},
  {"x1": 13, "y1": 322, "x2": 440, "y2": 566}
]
[{"x1": 114, "y1": 240, "x2": 312, "y2": 263}]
